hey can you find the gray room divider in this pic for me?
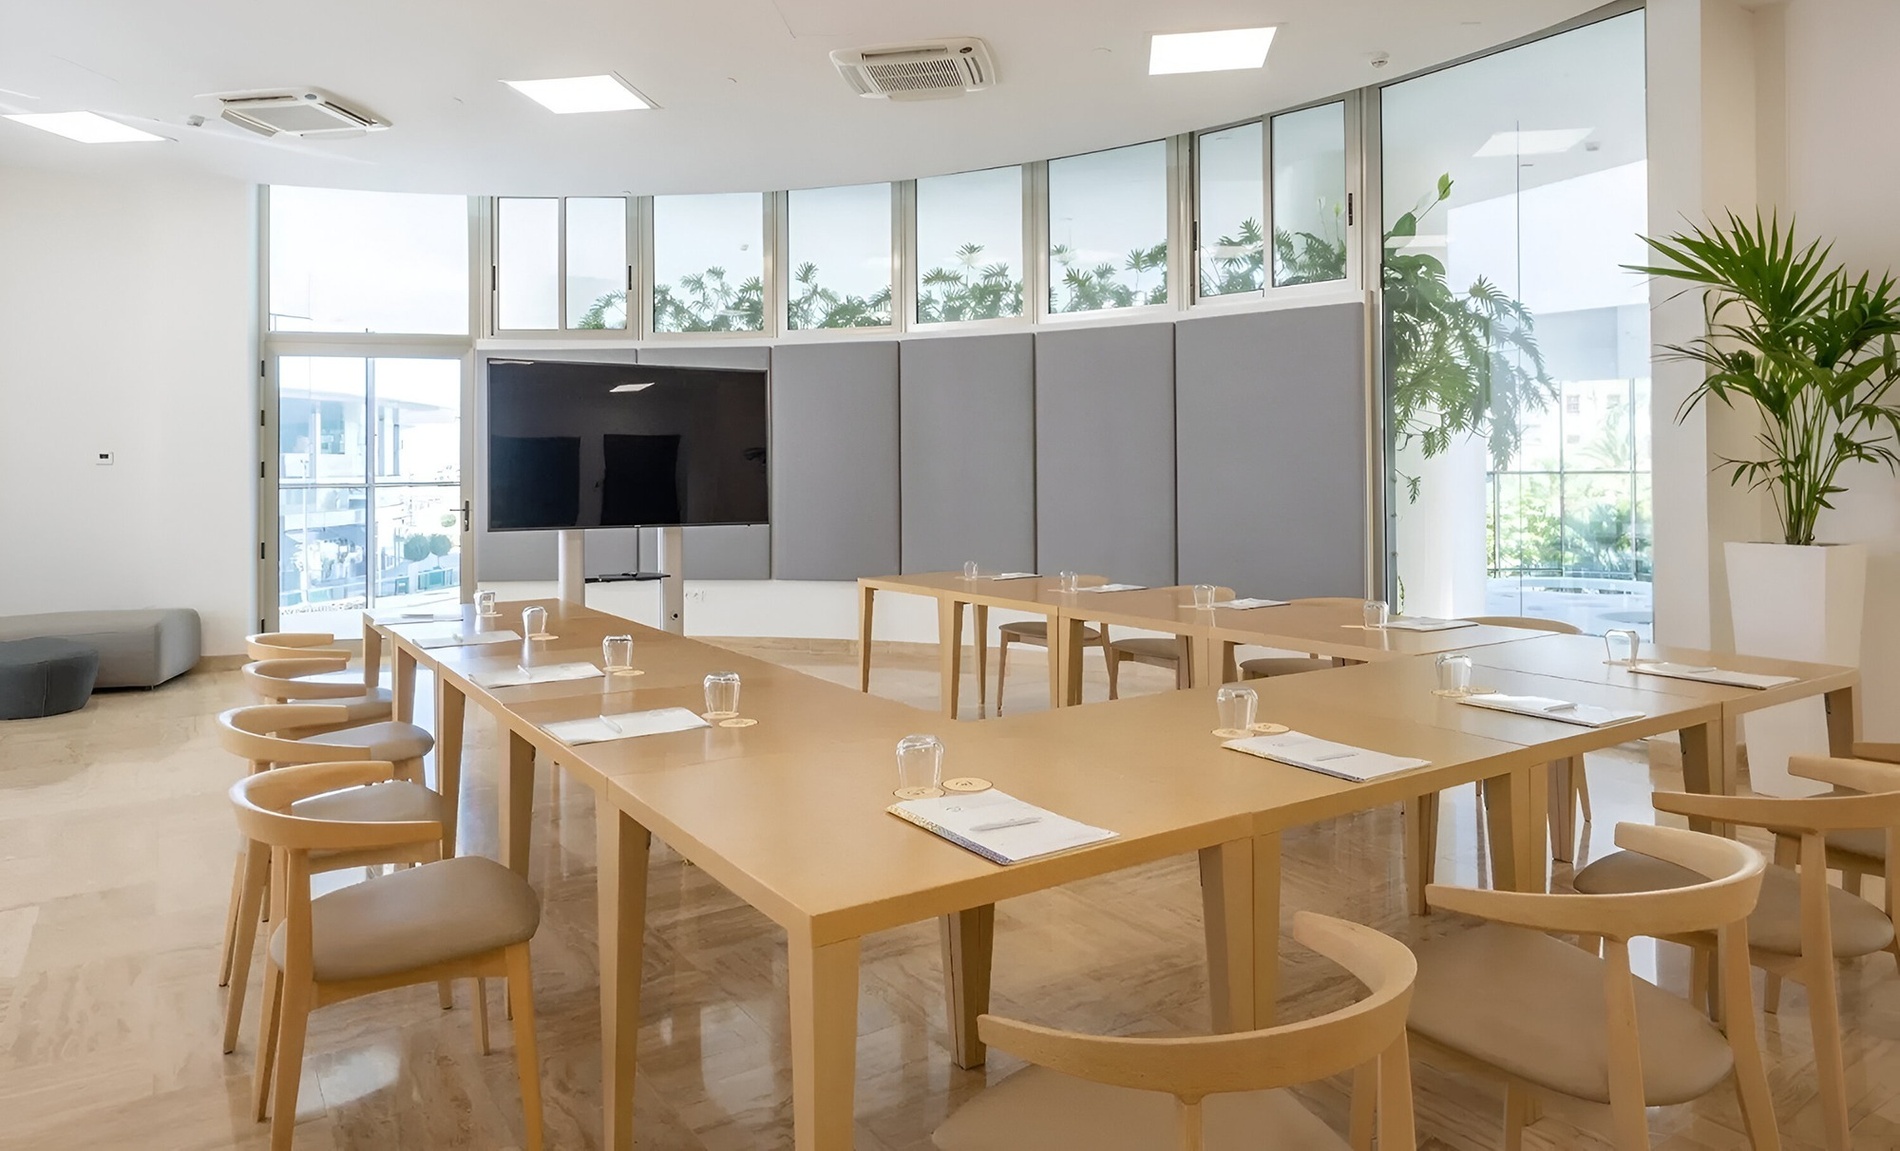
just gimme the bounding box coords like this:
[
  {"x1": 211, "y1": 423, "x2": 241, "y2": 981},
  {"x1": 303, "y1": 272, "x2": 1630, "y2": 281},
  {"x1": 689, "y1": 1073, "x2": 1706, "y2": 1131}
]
[
  {"x1": 769, "y1": 341, "x2": 902, "y2": 579},
  {"x1": 1174, "y1": 302, "x2": 1368, "y2": 597},
  {"x1": 898, "y1": 333, "x2": 1036, "y2": 575},
  {"x1": 1033, "y1": 324, "x2": 1178, "y2": 588}
]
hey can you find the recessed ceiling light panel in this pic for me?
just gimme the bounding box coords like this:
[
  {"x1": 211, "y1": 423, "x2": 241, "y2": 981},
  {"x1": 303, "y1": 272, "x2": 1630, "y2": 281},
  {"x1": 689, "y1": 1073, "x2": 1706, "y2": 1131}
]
[
  {"x1": 503, "y1": 74, "x2": 653, "y2": 114},
  {"x1": 4, "y1": 111, "x2": 164, "y2": 143},
  {"x1": 1474, "y1": 129, "x2": 1592, "y2": 157},
  {"x1": 1148, "y1": 28, "x2": 1277, "y2": 75}
]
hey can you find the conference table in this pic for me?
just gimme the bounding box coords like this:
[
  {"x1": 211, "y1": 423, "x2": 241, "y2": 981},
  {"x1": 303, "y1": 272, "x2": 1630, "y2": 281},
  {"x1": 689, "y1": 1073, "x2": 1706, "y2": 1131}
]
[{"x1": 365, "y1": 592, "x2": 1859, "y2": 1151}]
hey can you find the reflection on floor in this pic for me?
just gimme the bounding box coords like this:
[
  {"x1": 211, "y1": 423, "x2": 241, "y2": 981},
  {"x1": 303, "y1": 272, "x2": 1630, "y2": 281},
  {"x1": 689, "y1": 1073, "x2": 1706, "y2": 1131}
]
[{"x1": 1, "y1": 640, "x2": 1896, "y2": 1150}]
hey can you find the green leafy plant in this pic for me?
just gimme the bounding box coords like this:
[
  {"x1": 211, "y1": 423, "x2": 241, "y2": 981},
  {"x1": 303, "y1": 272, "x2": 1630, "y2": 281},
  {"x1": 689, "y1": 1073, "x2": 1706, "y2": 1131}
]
[
  {"x1": 1050, "y1": 240, "x2": 1168, "y2": 312},
  {"x1": 1631, "y1": 213, "x2": 1900, "y2": 545},
  {"x1": 917, "y1": 243, "x2": 1023, "y2": 323},
  {"x1": 787, "y1": 261, "x2": 891, "y2": 330}
]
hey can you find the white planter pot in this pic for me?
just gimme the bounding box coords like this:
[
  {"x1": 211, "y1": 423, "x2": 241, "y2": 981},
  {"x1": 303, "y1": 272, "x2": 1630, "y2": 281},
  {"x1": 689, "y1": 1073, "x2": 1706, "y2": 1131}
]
[{"x1": 1725, "y1": 541, "x2": 1867, "y2": 796}]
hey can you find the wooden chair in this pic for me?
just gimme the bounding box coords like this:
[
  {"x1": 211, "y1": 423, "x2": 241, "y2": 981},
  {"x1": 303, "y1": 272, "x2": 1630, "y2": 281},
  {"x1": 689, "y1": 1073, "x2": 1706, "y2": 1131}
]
[
  {"x1": 230, "y1": 760, "x2": 543, "y2": 1151},
  {"x1": 1408, "y1": 822, "x2": 1778, "y2": 1150},
  {"x1": 1575, "y1": 756, "x2": 1900, "y2": 1150},
  {"x1": 1103, "y1": 586, "x2": 1232, "y2": 700},
  {"x1": 996, "y1": 619, "x2": 1107, "y2": 714},
  {"x1": 931, "y1": 911, "x2": 1417, "y2": 1151},
  {"x1": 243, "y1": 657, "x2": 394, "y2": 726},
  {"x1": 1237, "y1": 598, "x2": 1367, "y2": 680},
  {"x1": 245, "y1": 630, "x2": 378, "y2": 692},
  {"x1": 215, "y1": 703, "x2": 445, "y2": 1055},
  {"x1": 1775, "y1": 741, "x2": 1899, "y2": 976}
]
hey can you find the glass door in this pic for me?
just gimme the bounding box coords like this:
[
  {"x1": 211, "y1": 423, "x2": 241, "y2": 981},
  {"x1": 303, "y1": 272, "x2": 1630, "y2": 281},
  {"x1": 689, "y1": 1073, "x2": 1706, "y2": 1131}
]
[{"x1": 274, "y1": 355, "x2": 467, "y2": 637}]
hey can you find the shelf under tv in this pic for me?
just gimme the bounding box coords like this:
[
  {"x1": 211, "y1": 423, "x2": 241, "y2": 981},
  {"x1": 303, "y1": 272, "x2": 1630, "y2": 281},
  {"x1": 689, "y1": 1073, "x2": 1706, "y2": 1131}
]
[{"x1": 584, "y1": 571, "x2": 671, "y2": 584}]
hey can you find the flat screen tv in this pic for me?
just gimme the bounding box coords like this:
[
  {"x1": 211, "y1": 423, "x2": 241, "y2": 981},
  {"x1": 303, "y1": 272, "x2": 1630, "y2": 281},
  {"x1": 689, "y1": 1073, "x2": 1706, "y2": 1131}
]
[{"x1": 486, "y1": 359, "x2": 769, "y2": 531}]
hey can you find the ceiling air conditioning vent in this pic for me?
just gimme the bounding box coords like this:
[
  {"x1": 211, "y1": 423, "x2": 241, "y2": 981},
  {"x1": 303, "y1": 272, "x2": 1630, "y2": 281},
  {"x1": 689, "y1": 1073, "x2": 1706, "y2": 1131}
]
[
  {"x1": 216, "y1": 89, "x2": 389, "y2": 138},
  {"x1": 830, "y1": 38, "x2": 995, "y2": 101}
]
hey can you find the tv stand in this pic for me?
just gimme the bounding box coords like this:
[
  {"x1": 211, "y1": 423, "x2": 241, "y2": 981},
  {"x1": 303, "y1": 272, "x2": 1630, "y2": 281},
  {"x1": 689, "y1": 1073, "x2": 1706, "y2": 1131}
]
[{"x1": 555, "y1": 527, "x2": 687, "y2": 635}]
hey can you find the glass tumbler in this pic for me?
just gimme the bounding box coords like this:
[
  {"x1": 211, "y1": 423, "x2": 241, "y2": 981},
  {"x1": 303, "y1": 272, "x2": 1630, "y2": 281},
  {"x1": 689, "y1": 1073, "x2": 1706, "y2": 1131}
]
[
  {"x1": 475, "y1": 589, "x2": 498, "y2": 617},
  {"x1": 963, "y1": 560, "x2": 980, "y2": 580},
  {"x1": 1193, "y1": 584, "x2": 1217, "y2": 609},
  {"x1": 895, "y1": 734, "x2": 946, "y2": 798},
  {"x1": 1362, "y1": 600, "x2": 1390, "y2": 629},
  {"x1": 1604, "y1": 628, "x2": 1641, "y2": 665},
  {"x1": 1058, "y1": 570, "x2": 1080, "y2": 593},
  {"x1": 603, "y1": 635, "x2": 634, "y2": 673},
  {"x1": 1215, "y1": 685, "x2": 1258, "y2": 737},
  {"x1": 703, "y1": 672, "x2": 741, "y2": 719},
  {"x1": 522, "y1": 605, "x2": 548, "y2": 638},
  {"x1": 1435, "y1": 653, "x2": 1473, "y2": 697}
]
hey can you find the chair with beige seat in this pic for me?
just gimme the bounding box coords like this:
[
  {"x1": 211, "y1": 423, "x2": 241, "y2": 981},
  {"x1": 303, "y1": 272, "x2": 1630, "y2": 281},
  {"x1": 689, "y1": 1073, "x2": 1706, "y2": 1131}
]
[
  {"x1": 1102, "y1": 585, "x2": 1233, "y2": 699},
  {"x1": 243, "y1": 657, "x2": 393, "y2": 727},
  {"x1": 1773, "y1": 740, "x2": 1900, "y2": 977},
  {"x1": 1574, "y1": 756, "x2": 1900, "y2": 1151},
  {"x1": 932, "y1": 911, "x2": 1418, "y2": 1151},
  {"x1": 229, "y1": 760, "x2": 544, "y2": 1151},
  {"x1": 244, "y1": 629, "x2": 379, "y2": 692},
  {"x1": 995, "y1": 619, "x2": 1108, "y2": 714},
  {"x1": 1408, "y1": 822, "x2": 1777, "y2": 1150},
  {"x1": 1236, "y1": 597, "x2": 1366, "y2": 681},
  {"x1": 214, "y1": 703, "x2": 446, "y2": 1056}
]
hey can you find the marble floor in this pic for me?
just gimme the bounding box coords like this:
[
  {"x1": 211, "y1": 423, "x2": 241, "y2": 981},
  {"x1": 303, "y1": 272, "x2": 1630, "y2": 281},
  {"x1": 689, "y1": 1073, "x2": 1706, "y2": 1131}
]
[{"x1": 1, "y1": 641, "x2": 1897, "y2": 1150}]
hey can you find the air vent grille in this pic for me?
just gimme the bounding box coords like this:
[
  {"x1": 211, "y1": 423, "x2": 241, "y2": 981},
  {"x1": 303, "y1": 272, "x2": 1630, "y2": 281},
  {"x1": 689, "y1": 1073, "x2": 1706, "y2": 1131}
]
[
  {"x1": 831, "y1": 38, "x2": 996, "y2": 101},
  {"x1": 863, "y1": 57, "x2": 968, "y2": 93}
]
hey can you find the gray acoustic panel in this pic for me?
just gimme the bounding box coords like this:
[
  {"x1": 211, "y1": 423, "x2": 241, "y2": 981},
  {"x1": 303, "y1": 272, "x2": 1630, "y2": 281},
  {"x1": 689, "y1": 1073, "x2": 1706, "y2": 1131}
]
[
  {"x1": 477, "y1": 528, "x2": 556, "y2": 582},
  {"x1": 1034, "y1": 324, "x2": 1177, "y2": 587},
  {"x1": 635, "y1": 346, "x2": 773, "y2": 578},
  {"x1": 899, "y1": 333, "x2": 1036, "y2": 575},
  {"x1": 1175, "y1": 303, "x2": 1368, "y2": 598},
  {"x1": 770, "y1": 341, "x2": 901, "y2": 580}
]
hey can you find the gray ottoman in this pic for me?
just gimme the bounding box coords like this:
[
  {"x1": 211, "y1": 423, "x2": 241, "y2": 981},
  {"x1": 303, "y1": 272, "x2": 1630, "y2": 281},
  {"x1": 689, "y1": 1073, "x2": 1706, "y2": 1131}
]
[
  {"x1": 0, "y1": 638, "x2": 100, "y2": 719},
  {"x1": 0, "y1": 609, "x2": 200, "y2": 688}
]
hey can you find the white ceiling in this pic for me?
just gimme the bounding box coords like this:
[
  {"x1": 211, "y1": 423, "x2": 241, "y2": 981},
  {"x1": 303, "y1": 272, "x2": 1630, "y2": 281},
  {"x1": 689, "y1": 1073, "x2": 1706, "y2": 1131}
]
[{"x1": 0, "y1": 0, "x2": 1610, "y2": 196}]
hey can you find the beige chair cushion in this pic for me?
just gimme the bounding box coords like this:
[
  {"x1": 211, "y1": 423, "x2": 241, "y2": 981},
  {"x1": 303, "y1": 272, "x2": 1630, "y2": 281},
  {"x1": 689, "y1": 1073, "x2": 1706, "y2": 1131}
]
[
  {"x1": 1575, "y1": 851, "x2": 1895, "y2": 957},
  {"x1": 1409, "y1": 924, "x2": 1734, "y2": 1106},
  {"x1": 933, "y1": 1064, "x2": 1348, "y2": 1151},
  {"x1": 999, "y1": 621, "x2": 1099, "y2": 644},
  {"x1": 294, "y1": 667, "x2": 373, "y2": 687},
  {"x1": 1827, "y1": 827, "x2": 1887, "y2": 864},
  {"x1": 1240, "y1": 656, "x2": 1332, "y2": 678},
  {"x1": 292, "y1": 780, "x2": 447, "y2": 826},
  {"x1": 1109, "y1": 636, "x2": 1185, "y2": 662},
  {"x1": 270, "y1": 855, "x2": 539, "y2": 983},
  {"x1": 301, "y1": 720, "x2": 435, "y2": 761},
  {"x1": 334, "y1": 687, "x2": 394, "y2": 723}
]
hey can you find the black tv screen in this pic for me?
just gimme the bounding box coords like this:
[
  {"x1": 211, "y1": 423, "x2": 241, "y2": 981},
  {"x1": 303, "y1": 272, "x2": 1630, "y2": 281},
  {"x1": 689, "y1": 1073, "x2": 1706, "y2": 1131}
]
[{"x1": 486, "y1": 360, "x2": 769, "y2": 531}]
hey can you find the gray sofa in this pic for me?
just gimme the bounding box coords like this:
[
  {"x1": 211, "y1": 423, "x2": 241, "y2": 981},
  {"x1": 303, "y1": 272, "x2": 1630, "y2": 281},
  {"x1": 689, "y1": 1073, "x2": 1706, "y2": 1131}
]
[{"x1": 0, "y1": 609, "x2": 202, "y2": 688}]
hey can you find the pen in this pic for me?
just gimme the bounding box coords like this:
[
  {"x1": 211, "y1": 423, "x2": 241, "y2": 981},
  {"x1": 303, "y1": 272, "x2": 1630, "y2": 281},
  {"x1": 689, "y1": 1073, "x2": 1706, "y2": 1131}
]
[
  {"x1": 1543, "y1": 702, "x2": 1578, "y2": 713},
  {"x1": 598, "y1": 715, "x2": 623, "y2": 733},
  {"x1": 970, "y1": 817, "x2": 1041, "y2": 833}
]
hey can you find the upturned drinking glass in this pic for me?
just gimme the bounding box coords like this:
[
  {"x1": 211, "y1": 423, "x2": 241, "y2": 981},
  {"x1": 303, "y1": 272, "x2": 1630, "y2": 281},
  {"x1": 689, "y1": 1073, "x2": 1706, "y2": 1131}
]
[
  {"x1": 522, "y1": 605, "x2": 548, "y2": 638},
  {"x1": 603, "y1": 635, "x2": 634, "y2": 673},
  {"x1": 895, "y1": 733, "x2": 946, "y2": 797},
  {"x1": 1215, "y1": 685, "x2": 1258, "y2": 735},
  {"x1": 703, "y1": 672, "x2": 741, "y2": 718},
  {"x1": 1362, "y1": 600, "x2": 1390, "y2": 629}
]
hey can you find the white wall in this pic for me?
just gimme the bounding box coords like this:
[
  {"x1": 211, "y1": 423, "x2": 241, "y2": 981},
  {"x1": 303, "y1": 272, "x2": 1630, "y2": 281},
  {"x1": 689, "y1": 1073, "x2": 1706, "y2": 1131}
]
[{"x1": 0, "y1": 164, "x2": 257, "y2": 655}]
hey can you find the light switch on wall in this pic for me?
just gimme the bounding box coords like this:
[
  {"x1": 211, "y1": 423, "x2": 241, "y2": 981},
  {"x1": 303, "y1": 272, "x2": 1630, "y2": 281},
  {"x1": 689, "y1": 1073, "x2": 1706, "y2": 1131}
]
[{"x1": 94, "y1": 452, "x2": 113, "y2": 465}]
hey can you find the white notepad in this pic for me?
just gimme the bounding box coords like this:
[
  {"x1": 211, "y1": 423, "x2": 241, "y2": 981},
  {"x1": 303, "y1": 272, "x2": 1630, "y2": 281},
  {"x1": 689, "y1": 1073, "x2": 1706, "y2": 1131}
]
[
  {"x1": 543, "y1": 707, "x2": 710, "y2": 745},
  {"x1": 1223, "y1": 730, "x2": 1428, "y2": 782},
  {"x1": 471, "y1": 662, "x2": 604, "y2": 689},
  {"x1": 1210, "y1": 597, "x2": 1286, "y2": 610},
  {"x1": 1380, "y1": 617, "x2": 1476, "y2": 632},
  {"x1": 889, "y1": 789, "x2": 1118, "y2": 865},
  {"x1": 1459, "y1": 693, "x2": 1644, "y2": 728},
  {"x1": 414, "y1": 629, "x2": 521, "y2": 650},
  {"x1": 1071, "y1": 583, "x2": 1145, "y2": 593},
  {"x1": 984, "y1": 572, "x2": 1039, "y2": 580},
  {"x1": 1629, "y1": 662, "x2": 1797, "y2": 690}
]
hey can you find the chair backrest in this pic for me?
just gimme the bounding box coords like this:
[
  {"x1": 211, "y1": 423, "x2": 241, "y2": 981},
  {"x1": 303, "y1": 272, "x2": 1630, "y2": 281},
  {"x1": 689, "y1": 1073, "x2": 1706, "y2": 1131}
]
[
  {"x1": 1655, "y1": 754, "x2": 1900, "y2": 836},
  {"x1": 1463, "y1": 615, "x2": 1583, "y2": 635},
  {"x1": 217, "y1": 703, "x2": 366, "y2": 768},
  {"x1": 242, "y1": 658, "x2": 368, "y2": 703},
  {"x1": 976, "y1": 911, "x2": 1417, "y2": 1151},
  {"x1": 245, "y1": 631, "x2": 349, "y2": 663}
]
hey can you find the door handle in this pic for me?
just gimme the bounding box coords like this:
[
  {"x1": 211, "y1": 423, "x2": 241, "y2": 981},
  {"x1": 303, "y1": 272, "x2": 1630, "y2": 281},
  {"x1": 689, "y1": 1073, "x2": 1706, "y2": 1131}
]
[{"x1": 459, "y1": 500, "x2": 471, "y2": 532}]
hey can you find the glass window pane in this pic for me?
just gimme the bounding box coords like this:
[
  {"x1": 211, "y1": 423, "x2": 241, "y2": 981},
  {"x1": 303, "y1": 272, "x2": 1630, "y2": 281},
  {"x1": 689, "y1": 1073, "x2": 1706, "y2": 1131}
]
[
  {"x1": 268, "y1": 186, "x2": 468, "y2": 334},
  {"x1": 567, "y1": 197, "x2": 628, "y2": 329},
  {"x1": 279, "y1": 357, "x2": 367, "y2": 483},
  {"x1": 787, "y1": 183, "x2": 892, "y2": 329},
  {"x1": 1271, "y1": 102, "x2": 1348, "y2": 286},
  {"x1": 375, "y1": 486, "x2": 463, "y2": 611},
  {"x1": 651, "y1": 192, "x2": 764, "y2": 333},
  {"x1": 280, "y1": 486, "x2": 368, "y2": 636},
  {"x1": 370, "y1": 358, "x2": 461, "y2": 484},
  {"x1": 1047, "y1": 141, "x2": 1169, "y2": 313},
  {"x1": 916, "y1": 166, "x2": 1024, "y2": 324},
  {"x1": 1197, "y1": 123, "x2": 1264, "y2": 297},
  {"x1": 497, "y1": 198, "x2": 558, "y2": 330}
]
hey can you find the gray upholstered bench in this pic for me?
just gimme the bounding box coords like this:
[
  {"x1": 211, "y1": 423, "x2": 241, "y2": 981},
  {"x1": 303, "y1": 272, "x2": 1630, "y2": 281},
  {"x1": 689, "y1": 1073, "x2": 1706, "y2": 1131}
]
[
  {"x1": 0, "y1": 638, "x2": 100, "y2": 719},
  {"x1": 0, "y1": 609, "x2": 201, "y2": 689}
]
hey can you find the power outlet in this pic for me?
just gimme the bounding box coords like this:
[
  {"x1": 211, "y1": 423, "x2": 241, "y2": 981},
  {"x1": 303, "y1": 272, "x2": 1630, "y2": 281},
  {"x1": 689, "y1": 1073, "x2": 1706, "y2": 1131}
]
[{"x1": 94, "y1": 452, "x2": 114, "y2": 466}]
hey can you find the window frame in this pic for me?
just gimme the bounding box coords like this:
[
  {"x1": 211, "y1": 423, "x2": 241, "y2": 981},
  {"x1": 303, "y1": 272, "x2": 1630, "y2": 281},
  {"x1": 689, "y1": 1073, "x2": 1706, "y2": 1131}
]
[
  {"x1": 642, "y1": 190, "x2": 776, "y2": 342},
  {"x1": 1038, "y1": 137, "x2": 1182, "y2": 325},
  {"x1": 488, "y1": 195, "x2": 634, "y2": 339},
  {"x1": 905, "y1": 165, "x2": 1035, "y2": 335},
  {"x1": 775, "y1": 182, "x2": 900, "y2": 340}
]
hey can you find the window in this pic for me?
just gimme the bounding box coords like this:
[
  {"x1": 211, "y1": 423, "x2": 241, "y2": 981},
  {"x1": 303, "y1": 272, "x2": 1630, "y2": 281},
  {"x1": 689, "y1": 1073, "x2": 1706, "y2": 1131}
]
[
  {"x1": 268, "y1": 186, "x2": 469, "y2": 334},
  {"x1": 1271, "y1": 102, "x2": 1349, "y2": 286},
  {"x1": 494, "y1": 197, "x2": 628, "y2": 331},
  {"x1": 1047, "y1": 141, "x2": 1169, "y2": 313},
  {"x1": 786, "y1": 183, "x2": 892, "y2": 329},
  {"x1": 1196, "y1": 123, "x2": 1265, "y2": 297},
  {"x1": 651, "y1": 192, "x2": 764, "y2": 333},
  {"x1": 915, "y1": 166, "x2": 1024, "y2": 324},
  {"x1": 1381, "y1": 12, "x2": 1650, "y2": 637}
]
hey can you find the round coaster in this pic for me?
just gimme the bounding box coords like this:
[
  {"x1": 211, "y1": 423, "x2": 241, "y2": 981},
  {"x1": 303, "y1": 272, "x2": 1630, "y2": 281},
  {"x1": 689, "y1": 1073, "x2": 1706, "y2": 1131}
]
[
  {"x1": 1249, "y1": 722, "x2": 1290, "y2": 735},
  {"x1": 942, "y1": 776, "x2": 992, "y2": 793},
  {"x1": 719, "y1": 717, "x2": 758, "y2": 728},
  {"x1": 1432, "y1": 686, "x2": 1496, "y2": 699},
  {"x1": 894, "y1": 786, "x2": 944, "y2": 800},
  {"x1": 606, "y1": 668, "x2": 646, "y2": 677},
  {"x1": 1213, "y1": 727, "x2": 1251, "y2": 739},
  {"x1": 528, "y1": 632, "x2": 557, "y2": 641}
]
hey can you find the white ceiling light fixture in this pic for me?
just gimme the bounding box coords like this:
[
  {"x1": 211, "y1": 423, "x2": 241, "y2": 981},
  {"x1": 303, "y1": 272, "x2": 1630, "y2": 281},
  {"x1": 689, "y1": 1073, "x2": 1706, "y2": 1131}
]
[
  {"x1": 1148, "y1": 27, "x2": 1277, "y2": 75},
  {"x1": 503, "y1": 74, "x2": 653, "y2": 114},
  {"x1": 4, "y1": 111, "x2": 164, "y2": 143},
  {"x1": 1474, "y1": 128, "x2": 1592, "y2": 157}
]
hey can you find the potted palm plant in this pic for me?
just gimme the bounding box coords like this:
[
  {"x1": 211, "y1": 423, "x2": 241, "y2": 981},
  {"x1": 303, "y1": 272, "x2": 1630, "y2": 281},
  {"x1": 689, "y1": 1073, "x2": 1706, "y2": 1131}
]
[{"x1": 1634, "y1": 213, "x2": 1900, "y2": 792}]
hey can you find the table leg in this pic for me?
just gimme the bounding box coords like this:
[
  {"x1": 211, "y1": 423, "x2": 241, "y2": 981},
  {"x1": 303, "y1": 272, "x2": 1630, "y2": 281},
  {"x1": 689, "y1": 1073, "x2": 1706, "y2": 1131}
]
[
  {"x1": 1548, "y1": 758, "x2": 1576, "y2": 866},
  {"x1": 857, "y1": 585, "x2": 875, "y2": 693},
  {"x1": 937, "y1": 598, "x2": 964, "y2": 719},
  {"x1": 500, "y1": 729, "x2": 535, "y2": 877},
  {"x1": 598, "y1": 804, "x2": 651, "y2": 1151},
  {"x1": 435, "y1": 682, "x2": 466, "y2": 855},
  {"x1": 1049, "y1": 614, "x2": 1072, "y2": 710},
  {"x1": 939, "y1": 906, "x2": 993, "y2": 1069},
  {"x1": 1482, "y1": 769, "x2": 1546, "y2": 893},
  {"x1": 1680, "y1": 720, "x2": 1727, "y2": 837},
  {"x1": 1253, "y1": 831, "x2": 1283, "y2": 1025},
  {"x1": 1191, "y1": 636, "x2": 1222, "y2": 692},
  {"x1": 393, "y1": 646, "x2": 418, "y2": 724},
  {"x1": 362, "y1": 622, "x2": 385, "y2": 698},
  {"x1": 1199, "y1": 840, "x2": 1255, "y2": 1032},
  {"x1": 972, "y1": 604, "x2": 988, "y2": 716},
  {"x1": 1825, "y1": 686, "x2": 1860, "y2": 756},
  {"x1": 790, "y1": 935, "x2": 861, "y2": 1151}
]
